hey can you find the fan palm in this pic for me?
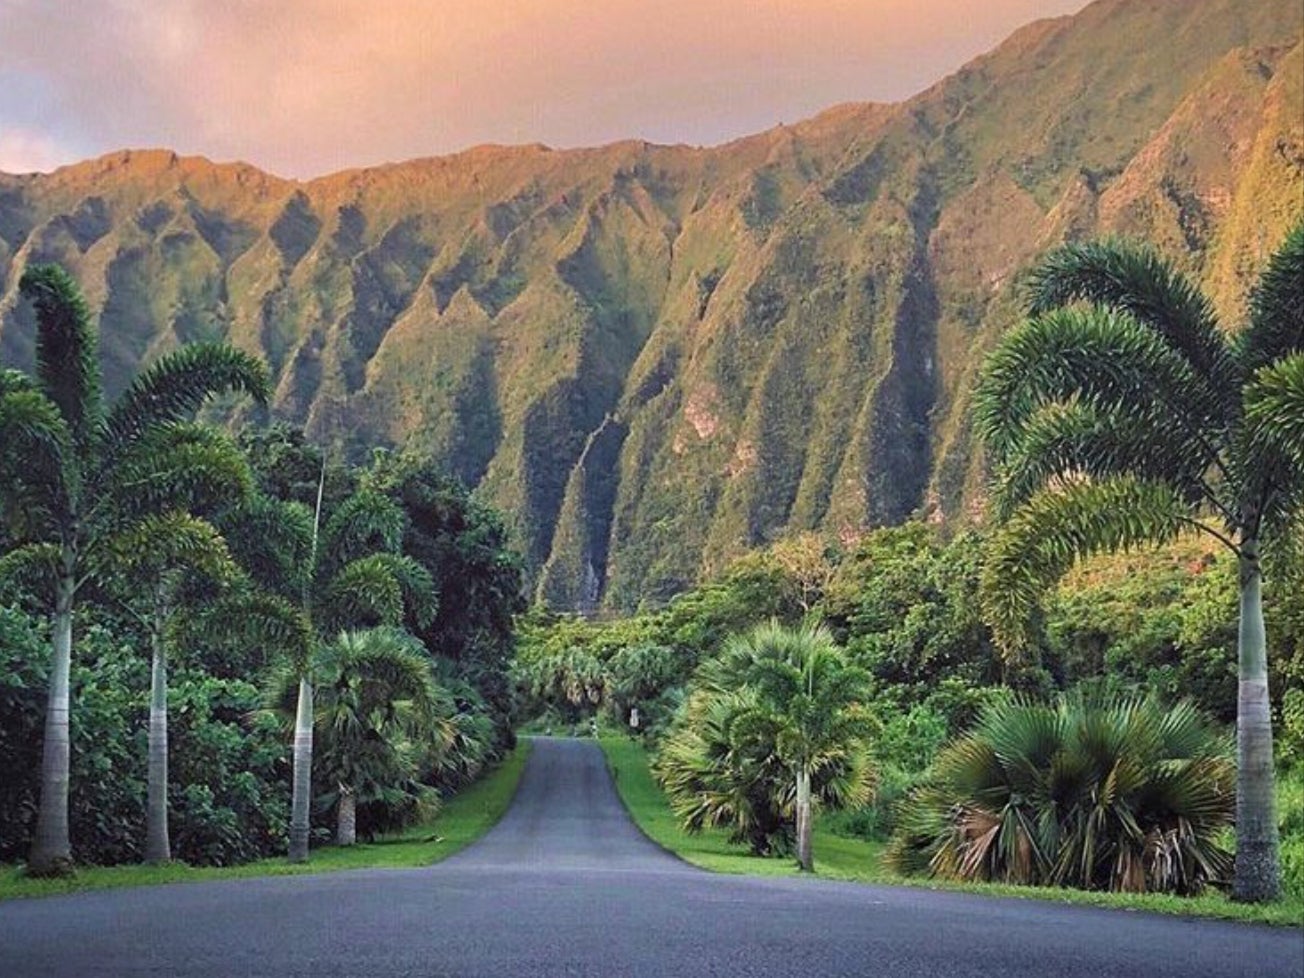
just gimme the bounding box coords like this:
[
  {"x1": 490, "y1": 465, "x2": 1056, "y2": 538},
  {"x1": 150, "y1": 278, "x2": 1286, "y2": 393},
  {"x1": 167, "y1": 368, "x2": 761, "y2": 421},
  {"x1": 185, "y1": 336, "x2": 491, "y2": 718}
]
[
  {"x1": 974, "y1": 223, "x2": 1304, "y2": 902},
  {"x1": 887, "y1": 697, "x2": 1235, "y2": 895},
  {"x1": 657, "y1": 622, "x2": 876, "y2": 870},
  {"x1": 271, "y1": 628, "x2": 455, "y2": 845},
  {"x1": 0, "y1": 265, "x2": 268, "y2": 875}
]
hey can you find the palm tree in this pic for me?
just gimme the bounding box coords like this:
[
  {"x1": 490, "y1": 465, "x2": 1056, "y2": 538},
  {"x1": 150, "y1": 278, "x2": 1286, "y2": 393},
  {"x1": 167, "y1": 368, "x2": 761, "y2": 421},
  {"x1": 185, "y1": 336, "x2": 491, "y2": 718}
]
[
  {"x1": 887, "y1": 696, "x2": 1235, "y2": 895},
  {"x1": 0, "y1": 265, "x2": 268, "y2": 876},
  {"x1": 658, "y1": 621, "x2": 875, "y2": 871},
  {"x1": 274, "y1": 628, "x2": 455, "y2": 845},
  {"x1": 106, "y1": 511, "x2": 242, "y2": 863},
  {"x1": 220, "y1": 484, "x2": 436, "y2": 861},
  {"x1": 728, "y1": 622, "x2": 875, "y2": 872},
  {"x1": 974, "y1": 223, "x2": 1304, "y2": 902}
]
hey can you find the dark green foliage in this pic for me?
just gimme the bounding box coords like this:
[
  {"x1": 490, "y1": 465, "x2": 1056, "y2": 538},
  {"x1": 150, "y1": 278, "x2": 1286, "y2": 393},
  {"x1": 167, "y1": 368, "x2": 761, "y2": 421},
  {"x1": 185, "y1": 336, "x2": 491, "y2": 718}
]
[
  {"x1": 165, "y1": 674, "x2": 290, "y2": 865},
  {"x1": 267, "y1": 628, "x2": 468, "y2": 841},
  {"x1": 363, "y1": 452, "x2": 525, "y2": 748},
  {"x1": 0, "y1": 608, "x2": 289, "y2": 866},
  {"x1": 0, "y1": 405, "x2": 524, "y2": 869},
  {"x1": 238, "y1": 423, "x2": 350, "y2": 511},
  {"x1": 0, "y1": 608, "x2": 50, "y2": 860}
]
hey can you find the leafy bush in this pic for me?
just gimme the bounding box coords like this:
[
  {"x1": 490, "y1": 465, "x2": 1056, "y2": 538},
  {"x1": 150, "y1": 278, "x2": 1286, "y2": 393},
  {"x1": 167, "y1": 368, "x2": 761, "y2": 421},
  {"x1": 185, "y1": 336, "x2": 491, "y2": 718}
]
[
  {"x1": 0, "y1": 607, "x2": 291, "y2": 867},
  {"x1": 888, "y1": 696, "x2": 1234, "y2": 895}
]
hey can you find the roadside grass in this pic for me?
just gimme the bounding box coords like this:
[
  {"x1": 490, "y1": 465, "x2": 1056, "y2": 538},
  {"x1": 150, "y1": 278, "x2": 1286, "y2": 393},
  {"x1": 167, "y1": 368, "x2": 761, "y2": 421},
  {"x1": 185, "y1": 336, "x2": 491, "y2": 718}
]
[
  {"x1": 0, "y1": 740, "x2": 530, "y2": 902},
  {"x1": 600, "y1": 734, "x2": 1304, "y2": 929}
]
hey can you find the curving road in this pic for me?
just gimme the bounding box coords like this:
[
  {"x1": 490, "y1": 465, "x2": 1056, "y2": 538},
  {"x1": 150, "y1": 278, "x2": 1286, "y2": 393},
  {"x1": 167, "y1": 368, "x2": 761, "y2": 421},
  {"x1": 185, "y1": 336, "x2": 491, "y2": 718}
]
[{"x1": 1, "y1": 737, "x2": 1300, "y2": 977}]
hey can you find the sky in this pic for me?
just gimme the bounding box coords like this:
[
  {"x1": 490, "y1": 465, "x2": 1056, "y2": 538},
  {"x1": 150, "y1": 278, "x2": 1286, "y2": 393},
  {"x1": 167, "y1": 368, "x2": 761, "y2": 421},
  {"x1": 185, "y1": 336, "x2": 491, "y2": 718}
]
[{"x1": 0, "y1": 1, "x2": 1087, "y2": 179}]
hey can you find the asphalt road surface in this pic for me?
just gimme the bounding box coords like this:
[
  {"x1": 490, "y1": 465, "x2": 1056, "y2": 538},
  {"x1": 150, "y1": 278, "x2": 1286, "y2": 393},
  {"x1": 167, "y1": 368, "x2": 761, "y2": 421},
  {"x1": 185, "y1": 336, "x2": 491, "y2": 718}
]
[{"x1": 1, "y1": 737, "x2": 1300, "y2": 977}]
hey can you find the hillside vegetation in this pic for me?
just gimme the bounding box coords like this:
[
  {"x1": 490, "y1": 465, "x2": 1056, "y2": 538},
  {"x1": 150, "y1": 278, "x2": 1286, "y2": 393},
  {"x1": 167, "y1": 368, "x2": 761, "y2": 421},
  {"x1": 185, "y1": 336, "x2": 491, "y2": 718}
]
[{"x1": 1, "y1": 0, "x2": 1300, "y2": 610}]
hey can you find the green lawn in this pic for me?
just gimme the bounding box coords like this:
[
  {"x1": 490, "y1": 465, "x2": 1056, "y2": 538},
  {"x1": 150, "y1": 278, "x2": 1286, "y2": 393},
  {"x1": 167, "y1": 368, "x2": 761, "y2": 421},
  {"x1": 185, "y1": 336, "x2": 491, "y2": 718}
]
[
  {"x1": 600, "y1": 734, "x2": 1304, "y2": 928},
  {"x1": 0, "y1": 740, "x2": 530, "y2": 902}
]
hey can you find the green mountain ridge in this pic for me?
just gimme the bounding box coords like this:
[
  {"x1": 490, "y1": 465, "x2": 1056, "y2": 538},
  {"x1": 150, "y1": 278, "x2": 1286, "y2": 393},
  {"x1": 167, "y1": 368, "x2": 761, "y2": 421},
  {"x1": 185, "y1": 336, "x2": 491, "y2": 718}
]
[{"x1": 1, "y1": 0, "x2": 1301, "y2": 611}]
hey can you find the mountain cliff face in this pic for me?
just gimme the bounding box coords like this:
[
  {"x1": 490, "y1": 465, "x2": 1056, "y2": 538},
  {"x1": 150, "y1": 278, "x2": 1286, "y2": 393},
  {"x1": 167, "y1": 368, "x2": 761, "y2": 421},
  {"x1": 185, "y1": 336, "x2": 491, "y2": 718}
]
[{"x1": 1, "y1": 0, "x2": 1300, "y2": 611}]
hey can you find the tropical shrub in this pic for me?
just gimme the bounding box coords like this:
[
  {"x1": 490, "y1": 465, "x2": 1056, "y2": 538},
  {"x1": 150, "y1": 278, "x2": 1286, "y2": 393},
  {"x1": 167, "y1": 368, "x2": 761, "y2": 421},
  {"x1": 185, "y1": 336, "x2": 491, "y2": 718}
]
[
  {"x1": 655, "y1": 622, "x2": 876, "y2": 868},
  {"x1": 888, "y1": 696, "x2": 1234, "y2": 895}
]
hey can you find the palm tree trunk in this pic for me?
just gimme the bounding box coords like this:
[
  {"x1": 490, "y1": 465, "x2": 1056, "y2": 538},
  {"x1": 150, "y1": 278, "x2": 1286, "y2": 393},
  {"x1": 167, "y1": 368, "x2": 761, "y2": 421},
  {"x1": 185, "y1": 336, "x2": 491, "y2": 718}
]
[
  {"x1": 1232, "y1": 546, "x2": 1281, "y2": 902},
  {"x1": 288, "y1": 676, "x2": 314, "y2": 863},
  {"x1": 28, "y1": 561, "x2": 75, "y2": 877},
  {"x1": 795, "y1": 766, "x2": 813, "y2": 873},
  {"x1": 144, "y1": 621, "x2": 170, "y2": 864},
  {"x1": 337, "y1": 787, "x2": 356, "y2": 846}
]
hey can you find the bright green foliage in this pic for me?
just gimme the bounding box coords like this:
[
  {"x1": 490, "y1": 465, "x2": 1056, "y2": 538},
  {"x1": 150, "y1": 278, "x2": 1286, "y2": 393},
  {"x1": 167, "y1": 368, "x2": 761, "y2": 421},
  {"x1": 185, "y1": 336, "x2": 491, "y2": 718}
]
[
  {"x1": 976, "y1": 225, "x2": 1304, "y2": 652},
  {"x1": 889, "y1": 696, "x2": 1235, "y2": 895},
  {"x1": 656, "y1": 622, "x2": 875, "y2": 867},
  {"x1": 823, "y1": 525, "x2": 1004, "y2": 695},
  {"x1": 0, "y1": 607, "x2": 290, "y2": 866}
]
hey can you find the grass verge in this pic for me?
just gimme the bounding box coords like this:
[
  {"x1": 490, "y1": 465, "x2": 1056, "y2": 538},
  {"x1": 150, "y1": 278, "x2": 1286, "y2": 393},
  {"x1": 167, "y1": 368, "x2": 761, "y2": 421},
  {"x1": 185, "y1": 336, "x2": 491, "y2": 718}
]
[
  {"x1": 600, "y1": 734, "x2": 1303, "y2": 929},
  {"x1": 0, "y1": 740, "x2": 530, "y2": 902}
]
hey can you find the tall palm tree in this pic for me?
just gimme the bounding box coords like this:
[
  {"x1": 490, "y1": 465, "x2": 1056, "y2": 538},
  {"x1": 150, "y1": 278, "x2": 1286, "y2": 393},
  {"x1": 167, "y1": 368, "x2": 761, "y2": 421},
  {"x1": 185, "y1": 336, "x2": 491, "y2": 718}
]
[
  {"x1": 974, "y1": 222, "x2": 1304, "y2": 902},
  {"x1": 0, "y1": 265, "x2": 268, "y2": 876},
  {"x1": 107, "y1": 510, "x2": 243, "y2": 863},
  {"x1": 273, "y1": 628, "x2": 455, "y2": 845},
  {"x1": 220, "y1": 485, "x2": 436, "y2": 861}
]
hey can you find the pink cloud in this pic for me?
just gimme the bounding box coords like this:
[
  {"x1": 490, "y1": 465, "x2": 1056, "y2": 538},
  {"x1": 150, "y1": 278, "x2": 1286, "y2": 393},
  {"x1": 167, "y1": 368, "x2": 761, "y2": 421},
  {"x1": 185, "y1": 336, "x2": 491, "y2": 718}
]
[
  {"x1": 0, "y1": 129, "x2": 77, "y2": 174},
  {"x1": 0, "y1": 1, "x2": 1088, "y2": 178}
]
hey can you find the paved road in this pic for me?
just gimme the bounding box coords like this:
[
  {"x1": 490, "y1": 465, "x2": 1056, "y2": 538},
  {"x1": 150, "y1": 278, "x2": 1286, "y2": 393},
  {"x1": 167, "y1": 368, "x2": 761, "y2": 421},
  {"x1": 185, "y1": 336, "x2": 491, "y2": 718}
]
[{"x1": 1, "y1": 737, "x2": 1300, "y2": 977}]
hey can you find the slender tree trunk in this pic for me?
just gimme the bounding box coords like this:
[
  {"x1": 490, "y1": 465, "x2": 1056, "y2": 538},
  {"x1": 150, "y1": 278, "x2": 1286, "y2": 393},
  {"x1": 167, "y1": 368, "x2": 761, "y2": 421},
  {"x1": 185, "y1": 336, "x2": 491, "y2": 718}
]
[
  {"x1": 337, "y1": 787, "x2": 356, "y2": 846},
  {"x1": 1232, "y1": 545, "x2": 1281, "y2": 902},
  {"x1": 28, "y1": 560, "x2": 75, "y2": 877},
  {"x1": 795, "y1": 766, "x2": 813, "y2": 873},
  {"x1": 144, "y1": 621, "x2": 170, "y2": 864},
  {"x1": 288, "y1": 676, "x2": 314, "y2": 863}
]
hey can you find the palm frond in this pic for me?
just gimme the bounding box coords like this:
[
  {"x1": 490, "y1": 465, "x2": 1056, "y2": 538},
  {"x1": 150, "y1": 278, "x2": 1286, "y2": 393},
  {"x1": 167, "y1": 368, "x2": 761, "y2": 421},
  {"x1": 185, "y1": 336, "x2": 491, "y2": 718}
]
[
  {"x1": 0, "y1": 388, "x2": 70, "y2": 527},
  {"x1": 991, "y1": 398, "x2": 1215, "y2": 520},
  {"x1": 980, "y1": 476, "x2": 1190, "y2": 656},
  {"x1": 103, "y1": 343, "x2": 270, "y2": 453},
  {"x1": 319, "y1": 553, "x2": 434, "y2": 633},
  {"x1": 1244, "y1": 353, "x2": 1304, "y2": 469},
  {"x1": 215, "y1": 495, "x2": 314, "y2": 599},
  {"x1": 175, "y1": 589, "x2": 313, "y2": 673},
  {"x1": 890, "y1": 696, "x2": 1233, "y2": 894},
  {"x1": 1026, "y1": 238, "x2": 1236, "y2": 400},
  {"x1": 19, "y1": 264, "x2": 103, "y2": 446},
  {"x1": 319, "y1": 490, "x2": 407, "y2": 571},
  {"x1": 974, "y1": 306, "x2": 1224, "y2": 466},
  {"x1": 1238, "y1": 220, "x2": 1304, "y2": 374},
  {"x1": 106, "y1": 423, "x2": 253, "y2": 519},
  {"x1": 0, "y1": 542, "x2": 60, "y2": 603},
  {"x1": 93, "y1": 511, "x2": 237, "y2": 587}
]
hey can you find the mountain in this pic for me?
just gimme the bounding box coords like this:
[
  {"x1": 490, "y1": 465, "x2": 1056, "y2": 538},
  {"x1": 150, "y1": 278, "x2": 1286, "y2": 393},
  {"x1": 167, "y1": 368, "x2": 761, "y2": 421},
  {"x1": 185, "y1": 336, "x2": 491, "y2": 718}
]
[{"x1": 1, "y1": 0, "x2": 1300, "y2": 611}]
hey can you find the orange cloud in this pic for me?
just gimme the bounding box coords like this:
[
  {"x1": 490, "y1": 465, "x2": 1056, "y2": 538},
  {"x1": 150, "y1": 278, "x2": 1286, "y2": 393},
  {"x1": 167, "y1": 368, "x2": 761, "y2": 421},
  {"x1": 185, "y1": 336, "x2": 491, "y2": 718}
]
[{"x1": 0, "y1": 0, "x2": 1086, "y2": 177}]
